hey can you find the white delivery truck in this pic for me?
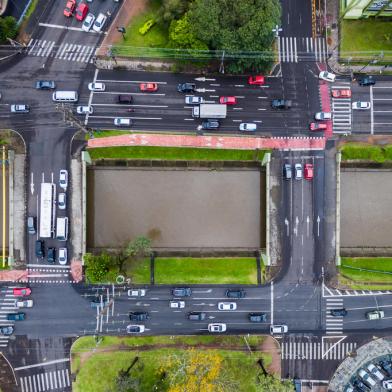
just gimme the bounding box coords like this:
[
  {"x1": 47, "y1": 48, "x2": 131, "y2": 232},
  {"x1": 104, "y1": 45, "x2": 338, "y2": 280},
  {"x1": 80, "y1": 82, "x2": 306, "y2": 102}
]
[{"x1": 192, "y1": 104, "x2": 227, "y2": 119}]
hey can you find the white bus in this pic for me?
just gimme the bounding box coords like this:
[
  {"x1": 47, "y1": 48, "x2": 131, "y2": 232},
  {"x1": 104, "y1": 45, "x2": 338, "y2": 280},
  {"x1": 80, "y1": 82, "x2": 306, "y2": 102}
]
[
  {"x1": 39, "y1": 183, "x2": 56, "y2": 238},
  {"x1": 56, "y1": 217, "x2": 68, "y2": 241}
]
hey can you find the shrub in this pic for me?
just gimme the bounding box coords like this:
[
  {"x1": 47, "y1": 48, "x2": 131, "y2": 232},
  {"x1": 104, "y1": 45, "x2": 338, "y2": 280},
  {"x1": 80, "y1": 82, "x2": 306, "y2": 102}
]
[{"x1": 139, "y1": 19, "x2": 155, "y2": 35}]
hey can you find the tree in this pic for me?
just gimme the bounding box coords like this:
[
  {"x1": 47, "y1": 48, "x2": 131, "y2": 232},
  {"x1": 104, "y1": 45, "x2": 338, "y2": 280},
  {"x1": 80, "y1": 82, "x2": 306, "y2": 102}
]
[
  {"x1": 0, "y1": 16, "x2": 17, "y2": 43},
  {"x1": 112, "y1": 357, "x2": 141, "y2": 392},
  {"x1": 158, "y1": 0, "x2": 192, "y2": 24},
  {"x1": 84, "y1": 252, "x2": 111, "y2": 282},
  {"x1": 187, "y1": 0, "x2": 281, "y2": 73},
  {"x1": 126, "y1": 236, "x2": 152, "y2": 260},
  {"x1": 255, "y1": 375, "x2": 294, "y2": 392}
]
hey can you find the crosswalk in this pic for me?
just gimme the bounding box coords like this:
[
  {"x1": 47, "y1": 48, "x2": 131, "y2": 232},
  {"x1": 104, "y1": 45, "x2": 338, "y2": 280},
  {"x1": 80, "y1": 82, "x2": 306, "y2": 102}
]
[
  {"x1": 281, "y1": 339, "x2": 357, "y2": 360},
  {"x1": 19, "y1": 368, "x2": 71, "y2": 392},
  {"x1": 332, "y1": 84, "x2": 352, "y2": 133},
  {"x1": 323, "y1": 283, "x2": 392, "y2": 297},
  {"x1": 325, "y1": 298, "x2": 344, "y2": 335},
  {"x1": 24, "y1": 264, "x2": 76, "y2": 284},
  {"x1": 278, "y1": 36, "x2": 327, "y2": 63},
  {"x1": 26, "y1": 39, "x2": 96, "y2": 64}
]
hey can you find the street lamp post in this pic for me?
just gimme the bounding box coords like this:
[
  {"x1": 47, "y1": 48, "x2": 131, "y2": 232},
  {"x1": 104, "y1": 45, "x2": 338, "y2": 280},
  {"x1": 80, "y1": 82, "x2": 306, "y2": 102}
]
[{"x1": 117, "y1": 26, "x2": 126, "y2": 40}]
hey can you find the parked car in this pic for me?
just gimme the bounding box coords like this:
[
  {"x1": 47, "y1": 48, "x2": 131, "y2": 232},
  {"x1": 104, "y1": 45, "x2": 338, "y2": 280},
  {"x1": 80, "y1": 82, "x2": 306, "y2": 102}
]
[
  {"x1": 248, "y1": 313, "x2": 267, "y2": 322},
  {"x1": 315, "y1": 112, "x2": 332, "y2": 121},
  {"x1": 331, "y1": 89, "x2": 351, "y2": 98},
  {"x1": 319, "y1": 71, "x2": 336, "y2": 82},
  {"x1": 58, "y1": 248, "x2": 67, "y2": 265},
  {"x1": 358, "y1": 76, "x2": 375, "y2": 86},
  {"x1": 11, "y1": 104, "x2": 29, "y2": 113},
  {"x1": 294, "y1": 163, "x2": 303, "y2": 180},
  {"x1": 379, "y1": 360, "x2": 392, "y2": 377},
  {"x1": 304, "y1": 163, "x2": 313, "y2": 180},
  {"x1": 309, "y1": 122, "x2": 327, "y2": 131},
  {"x1": 226, "y1": 289, "x2": 246, "y2": 298},
  {"x1": 128, "y1": 289, "x2": 146, "y2": 297},
  {"x1": 63, "y1": 0, "x2": 76, "y2": 17},
  {"x1": 283, "y1": 163, "x2": 292, "y2": 180},
  {"x1": 88, "y1": 82, "x2": 105, "y2": 92},
  {"x1": 219, "y1": 96, "x2": 237, "y2": 105},
  {"x1": 352, "y1": 101, "x2": 371, "y2": 110},
  {"x1": 35, "y1": 80, "x2": 56, "y2": 90},
  {"x1": 77, "y1": 106, "x2": 93, "y2": 114},
  {"x1": 172, "y1": 287, "x2": 192, "y2": 297},
  {"x1": 248, "y1": 75, "x2": 264, "y2": 85},
  {"x1": 17, "y1": 300, "x2": 33, "y2": 308},
  {"x1": 7, "y1": 312, "x2": 25, "y2": 321},
  {"x1": 126, "y1": 324, "x2": 145, "y2": 333},
  {"x1": 75, "y1": 2, "x2": 88, "y2": 21},
  {"x1": 330, "y1": 308, "x2": 347, "y2": 317},
  {"x1": 352, "y1": 379, "x2": 370, "y2": 392},
  {"x1": 218, "y1": 302, "x2": 237, "y2": 311},
  {"x1": 270, "y1": 325, "x2": 288, "y2": 334},
  {"x1": 13, "y1": 288, "x2": 31, "y2": 297},
  {"x1": 0, "y1": 326, "x2": 14, "y2": 336},
  {"x1": 239, "y1": 123, "x2": 257, "y2": 132},
  {"x1": 114, "y1": 118, "x2": 132, "y2": 127},
  {"x1": 82, "y1": 13, "x2": 95, "y2": 32},
  {"x1": 59, "y1": 169, "x2": 68, "y2": 190},
  {"x1": 383, "y1": 380, "x2": 392, "y2": 390},
  {"x1": 58, "y1": 193, "x2": 66, "y2": 210},
  {"x1": 47, "y1": 247, "x2": 56, "y2": 264},
  {"x1": 140, "y1": 83, "x2": 158, "y2": 92},
  {"x1": 367, "y1": 363, "x2": 385, "y2": 380},
  {"x1": 35, "y1": 240, "x2": 44, "y2": 258},
  {"x1": 27, "y1": 216, "x2": 36, "y2": 235},
  {"x1": 271, "y1": 99, "x2": 292, "y2": 109},
  {"x1": 358, "y1": 369, "x2": 376, "y2": 386},
  {"x1": 208, "y1": 323, "x2": 226, "y2": 333},
  {"x1": 366, "y1": 310, "x2": 384, "y2": 320},
  {"x1": 177, "y1": 83, "x2": 196, "y2": 93},
  {"x1": 170, "y1": 300, "x2": 185, "y2": 308},
  {"x1": 92, "y1": 13, "x2": 107, "y2": 32},
  {"x1": 129, "y1": 312, "x2": 150, "y2": 321},
  {"x1": 188, "y1": 312, "x2": 206, "y2": 321},
  {"x1": 185, "y1": 96, "x2": 204, "y2": 105}
]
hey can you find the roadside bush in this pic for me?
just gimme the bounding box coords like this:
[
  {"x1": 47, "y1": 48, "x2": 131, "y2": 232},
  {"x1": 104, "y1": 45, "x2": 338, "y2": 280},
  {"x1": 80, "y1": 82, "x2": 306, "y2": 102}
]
[
  {"x1": 84, "y1": 253, "x2": 112, "y2": 283},
  {"x1": 139, "y1": 19, "x2": 155, "y2": 35},
  {"x1": 0, "y1": 16, "x2": 18, "y2": 44},
  {"x1": 341, "y1": 144, "x2": 385, "y2": 162}
]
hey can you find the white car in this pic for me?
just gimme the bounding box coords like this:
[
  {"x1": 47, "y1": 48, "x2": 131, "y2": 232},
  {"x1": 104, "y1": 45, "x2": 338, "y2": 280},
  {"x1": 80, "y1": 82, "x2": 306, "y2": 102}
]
[
  {"x1": 358, "y1": 369, "x2": 376, "y2": 386},
  {"x1": 126, "y1": 324, "x2": 145, "y2": 333},
  {"x1": 170, "y1": 300, "x2": 185, "y2": 308},
  {"x1": 127, "y1": 289, "x2": 146, "y2": 297},
  {"x1": 93, "y1": 13, "x2": 107, "y2": 32},
  {"x1": 367, "y1": 363, "x2": 385, "y2": 381},
  {"x1": 58, "y1": 193, "x2": 66, "y2": 210},
  {"x1": 294, "y1": 163, "x2": 302, "y2": 180},
  {"x1": 114, "y1": 118, "x2": 132, "y2": 127},
  {"x1": 270, "y1": 324, "x2": 288, "y2": 334},
  {"x1": 383, "y1": 380, "x2": 392, "y2": 390},
  {"x1": 218, "y1": 302, "x2": 237, "y2": 311},
  {"x1": 185, "y1": 96, "x2": 204, "y2": 105},
  {"x1": 11, "y1": 104, "x2": 30, "y2": 113},
  {"x1": 88, "y1": 82, "x2": 105, "y2": 92},
  {"x1": 314, "y1": 112, "x2": 332, "y2": 121},
  {"x1": 82, "y1": 13, "x2": 95, "y2": 32},
  {"x1": 319, "y1": 71, "x2": 336, "y2": 82},
  {"x1": 59, "y1": 170, "x2": 68, "y2": 190},
  {"x1": 208, "y1": 323, "x2": 226, "y2": 333},
  {"x1": 58, "y1": 248, "x2": 67, "y2": 265},
  {"x1": 77, "y1": 105, "x2": 93, "y2": 114},
  {"x1": 239, "y1": 123, "x2": 257, "y2": 132},
  {"x1": 17, "y1": 300, "x2": 33, "y2": 308},
  {"x1": 352, "y1": 101, "x2": 371, "y2": 110}
]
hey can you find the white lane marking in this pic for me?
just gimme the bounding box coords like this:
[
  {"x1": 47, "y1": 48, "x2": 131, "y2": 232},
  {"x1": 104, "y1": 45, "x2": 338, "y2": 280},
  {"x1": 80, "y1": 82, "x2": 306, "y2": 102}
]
[
  {"x1": 97, "y1": 80, "x2": 167, "y2": 84},
  {"x1": 89, "y1": 115, "x2": 162, "y2": 120},
  {"x1": 85, "y1": 68, "x2": 98, "y2": 125},
  {"x1": 14, "y1": 358, "x2": 70, "y2": 371},
  {"x1": 38, "y1": 22, "x2": 106, "y2": 34},
  {"x1": 92, "y1": 104, "x2": 169, "y2": 108}
]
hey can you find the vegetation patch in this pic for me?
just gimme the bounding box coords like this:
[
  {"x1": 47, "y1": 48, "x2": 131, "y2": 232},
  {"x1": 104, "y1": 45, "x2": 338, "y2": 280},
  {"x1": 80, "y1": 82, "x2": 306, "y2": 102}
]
[
  {"x1": 340, "y1": 143, "x2": 392, "y2": 162},
  {"x1": 89, "y1": 146, "x2": 268, "y2": 161},
  {"x1": 155, "y1": 257, "x2": 258, "y2": 284}
]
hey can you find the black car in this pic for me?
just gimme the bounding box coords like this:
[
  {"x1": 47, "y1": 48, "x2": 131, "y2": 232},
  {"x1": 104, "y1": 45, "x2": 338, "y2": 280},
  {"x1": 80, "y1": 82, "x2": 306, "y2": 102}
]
[
  {"x1": 47, "y1": 247, "x2": 56, "y2": 263},
  {"x1": 352, "y1": 379, "x2": 370, "y2": 392},
  {"x1": 330, "y1": 308, "x2": 348, "y2": 317},
  {"x1": 35, "y1": 240, "x2": 44, "y2": 258},
  {"x1": 248, "y1": 313, "x2": 267, "y2": 322},
  {"x1": 201, "y1": 119, "x2": 220, "y2": 130},
  {"x1": 226, "y1": 289, "x2": 246, "y2": 298},
  {"x1": 172, "y1": 287, "x2": 192, "y2": 297},
  {"x1": 379, "y1": 360, "x2": 392, "y2": 376},
  {"x1": 283, "y1": 163, "x2": 292, "y2": 180},
  {"x1": 129, "y1": 311, "x2": 150, "y2": 321},
  {"x1": 35, "y1": 80, "x2": 56, "y2": 90},
  {"x1": 271, "y1": 99, "x2": 292, "y2": 109},
  {"x1": 358, "y1": 76, "x2": 375, "y2": 86},
  {"x1": 118, "y1": 95, "x2": 133, "y2": 104},
  {"x1": 177, "y1": 83, "x2": 196, "y2": 93},
  {"x1": 188, "y1": 312, "x2": 206, "y2": 321}
]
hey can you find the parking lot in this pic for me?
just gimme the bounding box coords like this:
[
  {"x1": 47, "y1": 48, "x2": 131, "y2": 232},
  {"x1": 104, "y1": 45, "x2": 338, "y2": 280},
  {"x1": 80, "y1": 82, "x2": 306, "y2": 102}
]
[{"x1": 87, "y1": 167, "x2": 265, "y2": 249}]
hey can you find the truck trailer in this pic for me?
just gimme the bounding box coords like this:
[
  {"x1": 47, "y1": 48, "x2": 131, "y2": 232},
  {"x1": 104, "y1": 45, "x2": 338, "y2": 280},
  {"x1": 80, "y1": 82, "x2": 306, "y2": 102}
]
[{"x1": 192, "y1": 104, "x2": 227, "y2": 119}]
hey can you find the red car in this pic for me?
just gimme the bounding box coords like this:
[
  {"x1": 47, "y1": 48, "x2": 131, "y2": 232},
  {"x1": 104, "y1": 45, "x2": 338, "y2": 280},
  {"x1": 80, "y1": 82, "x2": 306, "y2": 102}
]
[
  {"x1": 331, "y1": 89, "x2": 351, "y2": 98},
  {"x1": 139, "y1": 83, "x2": 158, "y2": 92},
  {"x1": 75, "y1": 3, "x2": 88, "y2": 21},
  {"x1": 309, "y1": 122, "x2": 327, "y2": 131},
  {"x1": 304, "y1": 164, "x2": 314, "y2": 180},
  {"x1": 63, "y1": 0, "x2": 76, "y2": 17},
  {"x1": 219, "y1": 96, "x2": 237, "y2": 105},
  {"x1": 248, "y1": 75, "x2": 265, "y2": 85},
  {"x1": 13, "y1": 288, "x2": 31, "y2": 297}
]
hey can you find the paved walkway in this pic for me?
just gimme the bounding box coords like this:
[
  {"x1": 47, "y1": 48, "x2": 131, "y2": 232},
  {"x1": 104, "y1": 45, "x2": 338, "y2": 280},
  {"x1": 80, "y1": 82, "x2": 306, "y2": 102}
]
[
  {"x1": 0, "y1": 269, "x2": 28, "y2": 282},
  {"x1": 88, "y1": 134, "x2": 326, "y2": 151}
]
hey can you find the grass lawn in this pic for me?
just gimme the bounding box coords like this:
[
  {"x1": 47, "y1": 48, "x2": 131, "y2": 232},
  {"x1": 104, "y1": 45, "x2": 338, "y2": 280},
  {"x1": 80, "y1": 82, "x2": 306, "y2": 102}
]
[
  {"x1": 340, "y1": 143, "x2": 392, "y2": 162},
  {"x1": 88, "y1": 146, "x2": 268, "y2": 161},
  {"x1": 124, "y1": 257, "x2": 150, "y2": 284},
  {"x1": 155, "y1": 257, "x2": 258, "y2": 284},
  {"x1": 341, "y1": 19, "x2": 392, "y2": 57},
  {"x1": 72, "y1": 336, "x2": 272, "y2": 392},
  {"x1": 88, "y1": 130, "x2": 131, "y2": 139}
]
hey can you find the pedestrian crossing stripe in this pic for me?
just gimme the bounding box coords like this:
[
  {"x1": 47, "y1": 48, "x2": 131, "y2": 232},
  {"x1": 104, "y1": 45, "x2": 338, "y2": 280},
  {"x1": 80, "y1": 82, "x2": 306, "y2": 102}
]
[
  {"x1": 323, "y1": 283, "x2": 392, "y2": 297},
  {"x1": 278, "y1": 36, "x2": 327, "y2": 63},
  {"x1": 325, "y1": 298, "x2": 344, "y2": 334},
  {"x1": 20, "y1": 369, "x2": 71, "y2": 392}
]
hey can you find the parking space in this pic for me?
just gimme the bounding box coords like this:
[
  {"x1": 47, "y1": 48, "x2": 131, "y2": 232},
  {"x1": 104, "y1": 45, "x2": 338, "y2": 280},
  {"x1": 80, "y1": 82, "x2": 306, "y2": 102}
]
[{"x1": 371, "y1": 85, "x2": 392, "y2": 134}]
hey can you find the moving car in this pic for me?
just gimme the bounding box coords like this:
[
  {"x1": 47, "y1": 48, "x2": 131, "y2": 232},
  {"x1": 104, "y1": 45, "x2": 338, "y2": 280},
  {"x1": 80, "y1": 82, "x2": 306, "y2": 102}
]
[
  {"x1": 283, "y1": 163, "x2": 292, "y2": 180},
  {"x1": 366, "y1": 310, "x2": 384, "y2": 320},
  {"x1": 358, "y1": 369, "x2": 376, "y2": 387},
  {"x1": 90, "y1": 297, "x2": 109, "y2": 308},
  {"x1": 63, "y1": 0, "x2": 76, "y2": 17},
  {"x1": 0, "y1": 326, "x2": 14, "y2": 336},
  {"x1": 59, "y1": 169, "x2": 68, "y2": 190},
  {"x1": 309, "y1": 122, "x2": 327, "y2": 131},
  {"x1": 35, "y1": 240, "x2": 44, "y2": 258},
  {"x1": 219, "y1": 96, "x2": 237, "y2": 105},
  {"x1": 330, "y1": 308, "x2": 347, "y2": 317},
  {"x1": 140, "y1": 83, "x2": 158, "y2": 92},
  {"x1": 367, "y1": 363, "x2": 385, "y2": 381},
  {"x1": 88, "y1": 82, "x2": 105, "y2": 92},
  {"x1": 13, "y1": 288, "x2": 31, "y2": 296},
  {"x1": 177, "y1": 83, "x2": 196, "y2": 93},
  {"x1": 58, "y1": 248, "x2": 67, "y2": 265},
  {"x1": 315, "y1": 112, "x2": 332, "y2": 121},
  {"x1": 201, "y1": 119, "x2": 220, "y2": 130},
  {"x1": 185, "y1": 96, "x2": 204, "y2": 105},
  {"x1": 271, "y1": 99, "x2": 292, "y2": 109},
  {"x1": 294, "y1": 163, "x2": 302, "y2": 180},
  {"x1": 226, "y1": 289, "x2": 246, "y2": 298},
  {"x1": 172, "y1": 287, "x2": 192, "y2": 297},
  {"x1": 129, "y1": 312, "x2": 150, "y2": 321},
  {"x1": 82, "y1": 13, "x2": 95, "y2": 32},
  {"x1": 11, "y1": 104, "x2": 29, "y2": 113},
  {"x1": 35, "y1": 80, "x2": 56, "y2": 90},
  {"x1": 92, "y1": 13, "x2": 107, "y2": 32},
  {"x1": 358, "y1": 76, "x2": 375, "y2": 86},
  {"x1": 47, "y1": 247, "x2": 56, "y2": 264},
  {"x1": 319, "y1": 71, "x2": 336, "y2": 82},
  {"x1": 248, "y1": 313, "x2": 267, "y2": 322},
  {"x1": 118, "y1": 95, "x2": 133, "y2": 104},
  {"x1": 170, "y1": 300, "x2": 185, "y2": 308},
  {"x1": 270, "y1": 325, "x2": 288, "y2": 334},
  {"x1": 128, "y1": 289, "x2": 146, "y2": 297},
  {"x1": 208, "y1": 323, "x2": 226, "y2": 333},
  {"x1": 27, "y1": 216, "x2": 36, "y2": 234},
  {"x1": 239, "y1": 123, "x2": 257, "y2": 132},
  {"x1": 188, "y1": 312, "x2": 206, "y2": 321},
  {"x1": 126, "y1": 324, "x2": 145, "y2": 333},
  {"x1": 114, "y1": 118, "x2": 132, "y2": 127},
  {"x1": 248, "y1": 75, "x2": 264, "y2": 85},
  {"x1": 352, "y1": 101, "x2": 371, "y2": 110},
  {"x1": 75, "y1": 2, "x2": 88, "y2": 21},
  {"x1": 17, "y1": 300, "x2": 33, "y2": 308},
  {"x1": 218, "y1": 302, "x2": 237, "y2": 311},
  {"x1": 331, "y1": 89, "x2": 351, "y2": 98},
  {"x1": 7, "y1": 312, "x2": 25, "y2": 321},
  {"x1": 58, "y1": 193, "x2": 66, "y2": 209},
  {"x1": 77, "y1": 106, "x2": 93, "y2": 114},
  {"x1": 304, "y1": 163, "x2": 313, "y2": 180}
]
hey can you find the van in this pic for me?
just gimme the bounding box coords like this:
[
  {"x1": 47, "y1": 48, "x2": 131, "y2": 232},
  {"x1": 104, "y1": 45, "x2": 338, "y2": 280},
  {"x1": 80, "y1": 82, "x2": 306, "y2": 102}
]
[
  {"x1": 118, "y1": 95, "x2": 133, "y2": 104},
  {"x1": 366, "y1": 310, "x2": 384, "y2": 320},
  {"x1": 56, "y1": 217, "x2": 69, "y2": 241},
  {"x1": 52, "y1": 91, "x2": 78, "y2": 102},
  {"x1": 27, "y1": 216, "x2": 36, "y2": 234}
]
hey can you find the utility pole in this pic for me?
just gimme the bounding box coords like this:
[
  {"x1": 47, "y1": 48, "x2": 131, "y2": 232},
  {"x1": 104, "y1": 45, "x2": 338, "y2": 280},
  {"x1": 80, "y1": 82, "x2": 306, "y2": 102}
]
[
  {"x1": 54, "y1": 103, "x2": 95, "y2": 137},
  {"x1": 219, "y1": 51, "x2": 225, "y2": 74}
]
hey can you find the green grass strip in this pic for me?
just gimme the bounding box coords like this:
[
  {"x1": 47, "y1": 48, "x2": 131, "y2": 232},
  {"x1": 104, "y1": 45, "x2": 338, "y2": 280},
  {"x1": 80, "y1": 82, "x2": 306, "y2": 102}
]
[{"x1": 340, "y1": 143, "x2": 392, "y2": 162}]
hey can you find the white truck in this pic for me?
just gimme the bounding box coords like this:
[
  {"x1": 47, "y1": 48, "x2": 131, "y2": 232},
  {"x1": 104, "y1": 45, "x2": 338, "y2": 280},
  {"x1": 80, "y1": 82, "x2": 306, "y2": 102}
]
[{"x1": 192, "y1": 104, "x2": 227, "y2": 119}]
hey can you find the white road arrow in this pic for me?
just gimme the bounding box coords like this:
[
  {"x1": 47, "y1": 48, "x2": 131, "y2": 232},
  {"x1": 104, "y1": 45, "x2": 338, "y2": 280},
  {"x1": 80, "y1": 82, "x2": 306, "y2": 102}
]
[
  {"x1": 317, "y1": 216, "x2": 321, "y2": 237},
  {"x1": 306, "y1": 216, "x2": 310, "y2": 237},
  {"x1": 30, "y1": 173, "x2": 34, "y2": 195},
  {"x1": 195, "y1": 77, "x2": 216, "y2": 82},
  {"x1": 208, "y1": 316, "x2": 215, "y2": 319},
  {"x1": 284, "y1": 218, "x2": 289, "y2": 237},
  {"x1": 193, "y1": 289, "x2": 212, "y2": 293},
  {"x1": 195, "y1": 88, "x2": 216, "y2": 93},
  {"x1": 295, "y1": 216, "x2": 299, "y2": 237}
]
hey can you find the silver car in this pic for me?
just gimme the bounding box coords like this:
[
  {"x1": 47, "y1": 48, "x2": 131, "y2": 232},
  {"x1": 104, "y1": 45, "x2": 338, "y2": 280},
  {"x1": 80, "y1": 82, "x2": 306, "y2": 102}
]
[
  {"x1": 239, "y1": 123, "x2": 257, "y2": 132},
  {"x1": 185, "y1": 96, "x2": 204, "y2": 105},
  {"x1": 76, "y1": 106, "x2": 93, "y2": 114},
  {"x1": 82, "y1": 13, "x2": 95, "y2": 32},
  {"x1": 11, "y1": 104, "x2": 30, "y2": 113}
]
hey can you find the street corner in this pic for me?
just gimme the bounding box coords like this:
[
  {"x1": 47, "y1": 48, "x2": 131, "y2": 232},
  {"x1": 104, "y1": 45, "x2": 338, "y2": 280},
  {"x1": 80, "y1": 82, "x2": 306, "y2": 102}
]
[
  {"x1": 0, "y1": 269, "x2": 28, "y2": 283},
  {"x1": 70, "y1": 260, "x2": 83, "y2": 283},
  {"x1": 0, "y1": 352, "x2": 17, "y2": 391}
]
